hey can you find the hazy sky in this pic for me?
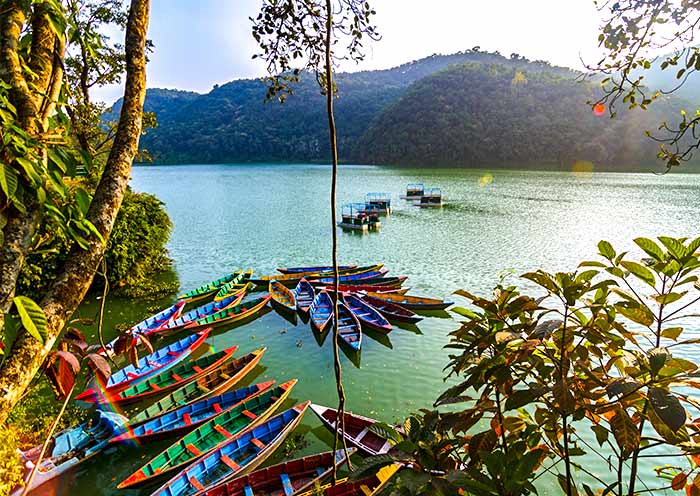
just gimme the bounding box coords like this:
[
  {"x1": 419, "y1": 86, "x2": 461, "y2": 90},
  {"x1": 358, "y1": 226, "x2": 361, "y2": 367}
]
[{"x1": 93, "y1": 0, "x2": 605, "y2": 103}]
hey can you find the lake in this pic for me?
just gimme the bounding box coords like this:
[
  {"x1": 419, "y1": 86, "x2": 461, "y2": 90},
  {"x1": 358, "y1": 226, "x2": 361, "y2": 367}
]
[{"x1": 52, "y1": 164, "x2": 700, "y2": 495}]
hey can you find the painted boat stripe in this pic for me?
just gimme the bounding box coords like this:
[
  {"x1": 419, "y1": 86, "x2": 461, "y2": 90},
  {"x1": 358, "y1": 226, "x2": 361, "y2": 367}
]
[
  {"x1": 214, "y1": 424, "x2": 233, "y2": 438},
  {"x1": 250, "y1": 437, "x2": 265, "y2": 450},
  {"x1": 185, "y1": 443, "x2": 202, "y2": 456},
  {"x1": 220, "y1": 454, "x2": 240, "y2": 471},
  {"x1": 189, "y1": 476, "x2": 205, "y2": 491}
]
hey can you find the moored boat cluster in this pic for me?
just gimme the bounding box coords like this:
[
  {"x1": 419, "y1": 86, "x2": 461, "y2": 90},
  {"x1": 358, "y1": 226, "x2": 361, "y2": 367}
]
[{"x1": 13, "y1": 264, "x2": 452, "y2": 496}]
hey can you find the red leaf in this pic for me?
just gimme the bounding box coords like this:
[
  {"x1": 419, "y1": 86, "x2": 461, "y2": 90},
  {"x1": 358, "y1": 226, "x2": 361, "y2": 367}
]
[
  {"x1": 112, "y1": 333, "x2": 133, "y2": 356},
  {"x1": 44, "y1": 358, "x2": 75, "y2": 400},
  {"x1": 127, "y1": 346, "x2": 139, "y2": 368},
  {"x1": 54, "y1": 350, "x2": 81, "y2": 375},
  {"x1": 135, "y1": 333, "x2": 153, "y2": 354},
  {"x1": 673, "y1": 472, "x2": 688, "y2": 491},
  {"x1": 85, "y1": 353, "x2": 111, "y2": 384}
]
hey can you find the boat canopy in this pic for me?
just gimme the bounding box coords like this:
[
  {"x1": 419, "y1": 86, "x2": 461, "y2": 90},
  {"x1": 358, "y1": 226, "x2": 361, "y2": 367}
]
[
  {"x1": 342, "y1": 203, "x2": 380, "y2": 218},
  {"x1": 423, "y1": 187, "x2": 442, "y2": 197},
  {"x1": 366, "y1": 192, "x2": 391, "y2": 202},
  {"x1": 406, "y1": 183, "x2": 424, "y2": 191}
]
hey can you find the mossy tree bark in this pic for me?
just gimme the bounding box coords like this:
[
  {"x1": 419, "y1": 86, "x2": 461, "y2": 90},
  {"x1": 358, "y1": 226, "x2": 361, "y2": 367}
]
[{"x1": 0, "y1": 0, "x2": 151, "y2": 424}]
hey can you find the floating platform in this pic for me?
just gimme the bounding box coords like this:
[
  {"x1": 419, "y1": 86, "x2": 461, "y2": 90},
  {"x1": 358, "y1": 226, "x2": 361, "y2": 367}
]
[{"x1": 366, "y1": 192, "x2": 392, "y2": 214}]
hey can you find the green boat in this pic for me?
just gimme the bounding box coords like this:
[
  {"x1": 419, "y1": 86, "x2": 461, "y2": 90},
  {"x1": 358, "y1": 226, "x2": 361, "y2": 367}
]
[
  {"x1": 213, "y1": 271, "x2": 254, "y2": 301},
  {"x1": 117, "y1": 379, "x2": 298, "y2": 489},
  {"x1": 129, "y1": 349, "x2": 267, "y2": 425},
  {"x1": 177, "y1": 270, "x2": 248, "y2": 303},
  {"x1": 189, "y1": 296, "x2": 271, "y2": 329},
  {"x1": 106, "y1": 347, "x2": 238, "y2": 407}
]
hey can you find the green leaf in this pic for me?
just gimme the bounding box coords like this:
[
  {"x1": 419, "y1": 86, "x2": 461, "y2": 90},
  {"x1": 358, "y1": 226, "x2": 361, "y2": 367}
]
[
  {"x1": 74, "y1": 188, "x2": 92, "y2": 215},
  {"x1": 598, "y1": 240, "x2": 616, "y2": 260},
  {"x1": 634, "y1": 237, "x2": 664, "y2": 261},
  {"x1": 661, "y1": 327, "x2": 683, "y2": 340},
  {"x1": 0, "y1": 164, "x2": 18, "y2": 200},
  {"x1": 648, "y1": 348, "x2": 670, "y2": 376},
  {"x1": 614, "y1": 302, "x2": 655, "y2": 327},
  {"x1": 521, "y1": 271, "x2": 558, "y2": 293},
  {"x1": 648, "y1": 387, "x2": 686, "y2": 432},
  {"x1": 620, "y1": 261, "x2": 656, "y2": 288},
  {"x1": 451, "y1": 306, "x2": 479, "y2": 319},
  {"x1": 609, "y1": 407, "x2": 640, "y2": 458},
  {"x1": 13, "y1": 296, "x2": 47, "y2": 344},
  {"x1": 15, "y1": 157, "x2": 42, "y2": 185},
  {"x1": 653, "y1": 292, "x2": 686, "y2": 305},
  {"x1": 658, "y1": 237, "x2": 686, "y2": 260}
]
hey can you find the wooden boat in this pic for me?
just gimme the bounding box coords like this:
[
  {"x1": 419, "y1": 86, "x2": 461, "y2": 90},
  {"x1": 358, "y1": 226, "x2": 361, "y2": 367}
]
[
  {"x1": 189, "y1": 296, "x2": 271, "y2": 329},
  {"x1": 277, "y1": 264, "x2": 357, "y2": 274},
  {"x1": 294, "y1": 278, "x2": 315, "y2": 314},
  {"x1": 309, "y1": 269, "x2": 388, "y2": 286},
  {"x1": 102, "y1": 301, "x2": 188, "y2": 356},
  {"x1": 249, "y1": 264, "x2": 384, "y2": 288},
  {"x1": 10, "y1": 410, "x2": 127, "y2": 496},
  {"x1": 358, "y1": 294, "x2": 423, "y2": 324},
  {"x1": 362, "y1": 292, "x2": 453, "y2": 311},
  {"x1": 75, "y1": 330, "x2": 211, "y2": 402},
  {"x1": 149, "y1": 402, "x2": 310, "y2": 496},
  {"x1": 309, "y1": 291, "x2": 333, "y2": 333},
  {"x1": 214, "y1": 281, "x2": 254, "y2": 302},
  {"x1": 178, "y1": 270, "x2": 249, "y2": 303},
  {"x1": 93, "y1": 347, "x2": 238, "y2": 407},
  {"x1": 321, "y1": 284, "x2": 409, "y2": 295},
  {"x1": 310, "y1": 404, "x2": 393, "y2": 456},
  {"x1": 311, "y1": 276, "x2": 405, "y2": 289},
  {"x1": 129, "y1": 349, "x2": 267, "y2": 426},
  {"x1": 269, "y1": 280, "x2": 296, "y2": 314},
  {"x1": 336, "y1": 302, "x2": 362, "y2": 351},
  {"x1": 296, "y1": 464, "x2": 400, "y2": 496},
  {"x1": 202, "y1": 449, "x2": 357, "y2": 496},
  {"x1": 119, "y1": 380, "x2": 297, "y2": 489},
  {"x1": 342, "y1": 294, "x2": 392, "y2": 333},
  {"x1": 158, "y1": 294, "x2": 246, "y2": 336},
  {"x1": 111, "y1": 380, "x2": 276, "y2": 444}
]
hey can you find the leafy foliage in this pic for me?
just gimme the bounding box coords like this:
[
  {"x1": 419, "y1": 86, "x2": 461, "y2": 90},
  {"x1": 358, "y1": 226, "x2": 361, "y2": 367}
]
[
  {"x1": 587, "y1": 0, "x2": 700, "y2": 168},
  {"x1": 359, "y1": 236, "x2": 700, "y2": 495}
]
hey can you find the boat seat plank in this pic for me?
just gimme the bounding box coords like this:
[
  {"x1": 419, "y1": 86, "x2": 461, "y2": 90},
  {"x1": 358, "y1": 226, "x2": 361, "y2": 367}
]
[
  {"x1": 359, "y1": 484, "x2": 372, "y2": 496},
  {"x1": 183, "y1": 413, "x2": 192, "y2": 426},
  {"x1": 171, "y1": 373, "x2": 183, "y2": 382},
  {"x1": 149, "y1": 383, "x2": 161, "y2": 390},
  {"x1": 250, "y1": 437, "x2": 266, "y2": 450},
  {"x1": 242, "y1": 410, "x2": 258, "y2": 420},
  {"x1": 189, "y1": 476, "x2": 205, "y2": 491},
  {"x1": 167, "y1": 351, "x2": 179, "y2": 357},
  {"x1": 315, "y1": 467, "x2": 326, "y2": 476},
  {"x1": 192, "y1": 365, "x2": 203, "y2": 373},
  {"x1": 244, "y1": 485, "x2": 254, "y2": 496},
  {"x1": 213, "y1": 403, "x2": 223, "y2": 413},
  {"x1": 214, "y1": 424, "x2": 233, "y2": 438},
  {"x1": 185, "y1": 443, "x2": 202, "y2": 456},
  {"x1": 220, "y1": 454, "x2": 241, "y2": 471},
  {"x1": 280, "y1": 473, "x2": 294, "y2": 496},
  {"x1": 220, "y1": 372, "x2": 230, "y2": 379},
  {"x1": 356, "y1": 427, "x2": 370, "y2": 442}
]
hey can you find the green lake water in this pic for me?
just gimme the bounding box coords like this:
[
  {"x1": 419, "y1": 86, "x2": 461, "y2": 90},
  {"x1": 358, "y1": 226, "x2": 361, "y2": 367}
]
[{"x1": 40, "y1": 164, "x2": 700, "y2": 495}]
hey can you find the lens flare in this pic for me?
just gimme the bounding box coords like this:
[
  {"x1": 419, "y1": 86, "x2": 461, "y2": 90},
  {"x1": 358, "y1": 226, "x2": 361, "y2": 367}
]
[
  {"x1": 593, "y1": 103, "x2": 605, "y2": 116},
  {"x1": 478, "y1": 173, "x2": 494, "y2": 187},
  {"x1": 87, "y1": 379, "x2": 141, "y2": 447},
  {"x1": 572, "y1": 160, "x2": 594, "y2": 178}
]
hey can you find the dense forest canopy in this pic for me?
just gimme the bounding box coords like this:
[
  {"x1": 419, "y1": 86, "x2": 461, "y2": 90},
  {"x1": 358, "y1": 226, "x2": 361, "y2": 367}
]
[{"x1": 106, "y1": 49, "x2": 691, "y2": 170}]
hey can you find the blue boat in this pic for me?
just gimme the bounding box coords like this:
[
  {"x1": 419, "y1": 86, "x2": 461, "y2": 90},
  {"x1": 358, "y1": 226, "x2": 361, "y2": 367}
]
[
  {"x1": 102, "y1": 301, "x2": 187, "y2": 355},
  {"x1": 277, "y1": 264, "x2": 357, "y2": 274},
  {"x1": 309, "y1": 291, "x2": 333, "y2": 332},
  {"x1": 157, "y1": 293, "x2": 244, "y2": 336},
  {"x1": 11, "y1": 411, "x2": 127, "y2": 496},
  {"x1": 110, "y1": 381, "x2": 276, "y2": 443},
  {"x1": 293, "y1": 278, "x2": 315, "y2": 314},
  {"x1": 336, "y1": 301, "x2": 363, "y2": 352},
  {"x1": 75, "y1": 330, "x2": 210, "y2": 402},
  {"x1": 150, "y1": 402, "x2": 310, "y2": 496},
  {"x1": 310, "y1": 269, "x2": 387, "y2": 285},
  {"x1": 342, "y1": 294, "x2": 392, "y2": 334}
]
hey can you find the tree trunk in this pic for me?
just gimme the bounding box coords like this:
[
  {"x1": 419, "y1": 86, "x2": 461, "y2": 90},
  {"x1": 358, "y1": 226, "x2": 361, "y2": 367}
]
[{"x1": 0, "y1": 0, "x2": 151, "y2": 424}]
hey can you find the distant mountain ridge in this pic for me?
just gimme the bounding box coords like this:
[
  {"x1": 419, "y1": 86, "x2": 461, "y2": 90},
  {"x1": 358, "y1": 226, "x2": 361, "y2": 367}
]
[{"x1": 107, "y1": 50, "x2": 687, "y2": 170}]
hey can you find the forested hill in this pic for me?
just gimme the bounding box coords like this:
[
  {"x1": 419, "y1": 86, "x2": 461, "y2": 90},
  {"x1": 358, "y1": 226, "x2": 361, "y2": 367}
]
[{"x1": 107, "y1": 50, "x2": 683, "y2": 169}]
